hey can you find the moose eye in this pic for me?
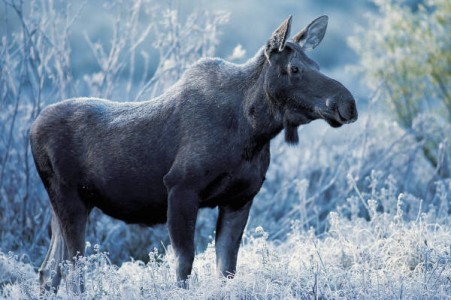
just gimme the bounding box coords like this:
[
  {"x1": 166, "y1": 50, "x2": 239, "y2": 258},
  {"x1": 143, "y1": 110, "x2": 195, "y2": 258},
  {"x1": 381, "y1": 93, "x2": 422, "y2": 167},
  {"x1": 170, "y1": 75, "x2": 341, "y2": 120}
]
[{"x1": 290, "y1": 66, "x2": 299, "y2": 74}]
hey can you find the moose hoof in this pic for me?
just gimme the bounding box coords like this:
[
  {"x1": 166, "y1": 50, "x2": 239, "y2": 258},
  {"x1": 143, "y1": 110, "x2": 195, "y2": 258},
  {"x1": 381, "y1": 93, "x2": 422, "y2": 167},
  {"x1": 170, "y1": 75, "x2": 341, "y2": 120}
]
[{"x1": 177, "y1": 279, "x2": 189, "y2": 289}]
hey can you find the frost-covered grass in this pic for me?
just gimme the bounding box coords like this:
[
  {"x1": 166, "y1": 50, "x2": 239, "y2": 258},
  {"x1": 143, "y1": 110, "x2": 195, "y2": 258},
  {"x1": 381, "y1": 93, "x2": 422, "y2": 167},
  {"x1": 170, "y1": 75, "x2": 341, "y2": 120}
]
[{"x1": 2, "y1": 196, "x2": 450, "y2": 299}]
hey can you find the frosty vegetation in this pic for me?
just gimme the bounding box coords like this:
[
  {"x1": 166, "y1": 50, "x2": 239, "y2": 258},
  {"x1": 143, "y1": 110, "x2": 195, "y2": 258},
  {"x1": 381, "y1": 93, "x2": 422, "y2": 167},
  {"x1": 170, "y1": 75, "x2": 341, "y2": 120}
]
[
  {"x1": 0, "y1": 0, "x2": 450, "y2": 298},
  {"x1": 348, "y1": 0, "x2": 450, "y2": 178}
]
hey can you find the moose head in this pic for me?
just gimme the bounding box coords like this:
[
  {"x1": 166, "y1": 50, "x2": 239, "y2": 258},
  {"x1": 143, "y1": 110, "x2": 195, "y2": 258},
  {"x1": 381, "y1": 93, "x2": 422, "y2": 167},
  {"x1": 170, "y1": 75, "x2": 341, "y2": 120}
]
[{"x1": 263, "y1": 16, "x2": 358, "y2": 143}]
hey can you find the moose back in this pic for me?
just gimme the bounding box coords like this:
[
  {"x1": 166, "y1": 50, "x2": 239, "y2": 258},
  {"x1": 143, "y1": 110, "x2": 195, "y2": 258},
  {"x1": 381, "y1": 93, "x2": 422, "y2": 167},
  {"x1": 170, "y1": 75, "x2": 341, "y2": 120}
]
[{"x1": 30, "y1": 15, "x2": 357, "y2": 292}]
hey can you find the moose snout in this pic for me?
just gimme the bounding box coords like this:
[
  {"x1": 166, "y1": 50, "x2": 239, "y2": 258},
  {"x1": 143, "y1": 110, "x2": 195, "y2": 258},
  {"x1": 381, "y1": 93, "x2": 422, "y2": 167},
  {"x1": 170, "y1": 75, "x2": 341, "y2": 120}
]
[
  {"x1": 337, "y1": 97, "x2": 358, "y2": 123},
  {"x1": 326, "y1": 95, "x2": 358, "y2": 124}
]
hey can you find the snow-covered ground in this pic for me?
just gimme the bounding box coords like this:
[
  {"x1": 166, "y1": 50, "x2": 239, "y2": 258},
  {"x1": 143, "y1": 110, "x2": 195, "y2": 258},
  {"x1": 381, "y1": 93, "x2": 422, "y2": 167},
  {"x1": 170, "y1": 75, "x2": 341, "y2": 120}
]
[{"x1": 2, "y1": 203, "x2": 450, "y2": 299}]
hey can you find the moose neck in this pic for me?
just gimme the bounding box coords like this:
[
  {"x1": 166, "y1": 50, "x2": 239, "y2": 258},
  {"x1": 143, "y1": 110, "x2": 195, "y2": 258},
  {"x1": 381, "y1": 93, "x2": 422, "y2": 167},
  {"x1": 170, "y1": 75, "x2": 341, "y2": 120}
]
[{"x1": 240, "y1": 49, "x2": 285, "y2": 159}]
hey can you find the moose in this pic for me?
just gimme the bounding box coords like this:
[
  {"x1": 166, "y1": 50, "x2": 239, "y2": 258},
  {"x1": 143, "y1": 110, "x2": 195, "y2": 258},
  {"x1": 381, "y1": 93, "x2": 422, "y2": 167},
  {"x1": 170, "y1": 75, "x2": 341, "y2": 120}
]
[{"x1": 30, "y1": 15, "x2": 357, "y2": 293}]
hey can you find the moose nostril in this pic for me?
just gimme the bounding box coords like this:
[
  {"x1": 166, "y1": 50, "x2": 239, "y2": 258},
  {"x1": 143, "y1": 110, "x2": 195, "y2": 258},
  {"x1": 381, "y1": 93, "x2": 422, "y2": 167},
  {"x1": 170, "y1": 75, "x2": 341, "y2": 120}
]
[{"x1": 338, "y1": 99, "x2": 358, "y2": 121}]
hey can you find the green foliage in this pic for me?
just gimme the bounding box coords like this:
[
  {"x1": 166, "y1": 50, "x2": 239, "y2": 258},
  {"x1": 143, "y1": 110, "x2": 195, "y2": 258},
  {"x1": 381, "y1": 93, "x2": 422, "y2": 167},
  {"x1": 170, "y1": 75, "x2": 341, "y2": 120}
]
[{"x1": 349, "y1": 0, "x2": 451, "y2": 176}]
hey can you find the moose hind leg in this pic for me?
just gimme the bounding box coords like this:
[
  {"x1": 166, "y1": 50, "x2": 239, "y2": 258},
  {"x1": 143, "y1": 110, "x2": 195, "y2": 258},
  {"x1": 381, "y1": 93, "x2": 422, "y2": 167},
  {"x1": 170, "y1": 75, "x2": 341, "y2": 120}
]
[
  {"x1": 39, "y1": 212, "x2": 68, "y2": 294},
  {"x1": 52, "y1": 189, "x2": 89, "y2": 294}
]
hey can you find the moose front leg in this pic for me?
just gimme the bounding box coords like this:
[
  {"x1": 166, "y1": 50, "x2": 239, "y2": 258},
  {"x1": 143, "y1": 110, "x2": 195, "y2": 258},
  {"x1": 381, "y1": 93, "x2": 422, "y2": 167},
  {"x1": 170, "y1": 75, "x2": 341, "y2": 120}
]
[
  {"x1": 215, "y1": 200, "x2": 252, "y2": 278},
  {"x1": 167, "y1": 186, "x2": 199, "y2": 287}
]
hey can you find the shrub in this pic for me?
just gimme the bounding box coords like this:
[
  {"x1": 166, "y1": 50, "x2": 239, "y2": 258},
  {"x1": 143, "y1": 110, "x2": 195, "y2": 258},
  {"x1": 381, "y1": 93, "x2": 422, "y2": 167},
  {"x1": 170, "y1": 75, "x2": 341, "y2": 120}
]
[{"x1": 348, "y1": 0, "x2": 451, "y2": 177}]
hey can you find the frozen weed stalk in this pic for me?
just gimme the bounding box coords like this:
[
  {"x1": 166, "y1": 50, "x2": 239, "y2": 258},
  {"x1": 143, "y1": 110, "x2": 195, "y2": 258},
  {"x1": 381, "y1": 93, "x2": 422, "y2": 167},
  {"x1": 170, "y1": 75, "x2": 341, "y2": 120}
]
[{"x1": 254, "y1": 226, "x2": 270, "y2": 267}]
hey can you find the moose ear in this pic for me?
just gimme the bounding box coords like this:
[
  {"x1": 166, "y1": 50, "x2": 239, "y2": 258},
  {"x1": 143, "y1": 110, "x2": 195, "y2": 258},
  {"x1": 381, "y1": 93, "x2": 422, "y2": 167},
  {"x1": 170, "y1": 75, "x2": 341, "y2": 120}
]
[
  {"x1": 293, "y1": 15, "x2": 328, "y2": 50},
  {"x1": 266, "y1": 16, "x2": 292, "y2": 55}
]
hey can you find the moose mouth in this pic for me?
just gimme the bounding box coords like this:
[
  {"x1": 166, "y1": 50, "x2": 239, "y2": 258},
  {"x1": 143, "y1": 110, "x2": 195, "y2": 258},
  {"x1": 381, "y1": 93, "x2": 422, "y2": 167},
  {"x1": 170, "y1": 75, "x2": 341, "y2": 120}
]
[
  {"x1": 317, "y1": 104, "x2": 358, "y2": 128},
  {"x1": 326, "y1": 117, "x2": 343, "y2": 128},
  {"x1": 316, "y1": 109, "x2": 345, "y2": 128}
]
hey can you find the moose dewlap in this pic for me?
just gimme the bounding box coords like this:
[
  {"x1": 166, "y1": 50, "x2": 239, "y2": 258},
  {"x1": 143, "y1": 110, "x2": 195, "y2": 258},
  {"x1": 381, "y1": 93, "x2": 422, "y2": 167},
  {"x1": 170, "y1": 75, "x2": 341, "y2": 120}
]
[{"x1": 30, "y1": 15, "x2": 357, "y2": 293}]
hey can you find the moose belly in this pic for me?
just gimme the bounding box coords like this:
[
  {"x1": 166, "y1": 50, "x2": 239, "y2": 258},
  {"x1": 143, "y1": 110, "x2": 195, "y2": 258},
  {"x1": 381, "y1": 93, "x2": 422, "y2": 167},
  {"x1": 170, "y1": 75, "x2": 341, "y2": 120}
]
[
  {"x1": 78, "y1": 177, "x2": 168, "y2": 226},
  {"x1": 80, "y1": 176, "x2": 257, "y2": 225},
  {"x1": 78, "y1": 152, "x2": 268, "y2": 224}
]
